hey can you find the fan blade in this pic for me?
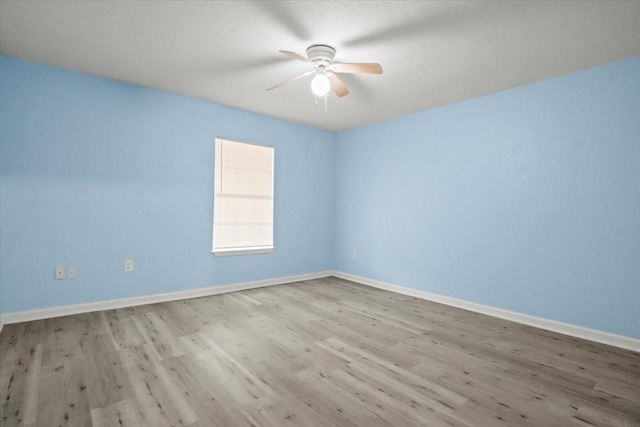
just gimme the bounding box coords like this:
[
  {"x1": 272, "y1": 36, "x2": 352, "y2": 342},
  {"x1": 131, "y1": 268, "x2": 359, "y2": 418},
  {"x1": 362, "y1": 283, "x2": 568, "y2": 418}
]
[
  {"x1": 279, "y1": 50, "x2": 313, "y2": 65},
  {"x1": 266, "y1": 70, "x2": 315, "y2": 91},
  {"x1": 331, "y1": 62, "x2": 383, "y2": 74},
  {"x1": 326, "y1": 72, "x2": 350, "y2": 97}
]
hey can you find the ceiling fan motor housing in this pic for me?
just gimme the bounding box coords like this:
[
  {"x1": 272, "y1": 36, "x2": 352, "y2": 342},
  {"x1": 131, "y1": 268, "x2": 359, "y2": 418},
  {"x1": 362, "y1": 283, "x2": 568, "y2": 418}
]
[{"x1": 307, "y1": 44, "x2": 336, "y2": 68}]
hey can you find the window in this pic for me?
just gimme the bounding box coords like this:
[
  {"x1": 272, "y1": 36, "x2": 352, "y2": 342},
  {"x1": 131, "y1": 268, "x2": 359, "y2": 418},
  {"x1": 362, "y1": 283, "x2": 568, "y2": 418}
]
[{"x1": 213, "y1": 138, "x2": 274, "y2": 256}]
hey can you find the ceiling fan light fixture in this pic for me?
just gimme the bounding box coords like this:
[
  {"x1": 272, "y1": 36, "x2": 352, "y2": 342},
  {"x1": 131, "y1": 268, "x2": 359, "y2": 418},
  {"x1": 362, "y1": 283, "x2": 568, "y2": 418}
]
[
  {"x1": 269, "y1": 44, "x2": 380, "y2": 100},
  {"x1": 311, "y1": 73, "x2": 331, "y2": 96}
]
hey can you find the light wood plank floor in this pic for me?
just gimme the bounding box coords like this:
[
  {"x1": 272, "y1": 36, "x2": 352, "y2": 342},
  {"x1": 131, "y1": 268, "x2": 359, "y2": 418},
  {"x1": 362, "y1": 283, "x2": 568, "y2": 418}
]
[{"x1": 1, "y1": 277, "x2": 639, "y2": 426}]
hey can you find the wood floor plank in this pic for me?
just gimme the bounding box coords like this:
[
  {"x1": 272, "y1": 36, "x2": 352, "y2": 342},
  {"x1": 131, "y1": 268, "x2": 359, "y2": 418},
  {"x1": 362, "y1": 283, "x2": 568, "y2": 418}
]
[
  {"x1": 1, "y1": 277, "x2": 639, "y2": 426},
  {"x1": 317, "y1": 337, "x2": 470, "y2": 413},
  {"x1": 1, "y1": 320, "x2": 45, "y2": 426},
  {"x1": 36, "y1": 357, "x2": 91, "y2": 427},
  {"x1": 41, "y1": 316, "x2": 85, "y2": 366},
  {"x1": 90, "y1": 399, "x2": 146, "y2": 427},
  {"x1": 131, "y1": 312, "x2": 187, "y2": 360},
  {"x1": 118, "y1": 344, "x2": 198, "y2": 426},
  {"x1": 0, "y1": 343, "x2": 42, "y2": 426},
  {"x1": 80, "y1": 334, "x2": 133, "y2": 409},
  {"x1": 240, "y1": 394, "x2": 334, "y2": 427},
  {"x1": 295, "y1": 367, "x2": 427, "y2": 427},
  {"x1": 102, "y1": 309, "x2": 146, "y2": 350},
  {"x1": 161, "y1": 354, "x2": 251, "y2": 427}
]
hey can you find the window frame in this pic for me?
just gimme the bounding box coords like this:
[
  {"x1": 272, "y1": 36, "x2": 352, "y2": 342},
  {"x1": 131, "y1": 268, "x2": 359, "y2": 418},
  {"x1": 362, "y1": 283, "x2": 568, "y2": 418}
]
[{"x1": 212, "y1": 137, "x2": 275, "y2": 257}]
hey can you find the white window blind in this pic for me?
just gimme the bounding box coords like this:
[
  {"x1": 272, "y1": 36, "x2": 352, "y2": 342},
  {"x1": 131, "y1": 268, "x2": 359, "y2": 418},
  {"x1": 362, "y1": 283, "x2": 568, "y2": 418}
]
[{"x1": 213, "y1": 138, "x2": 274, "y2": 256}]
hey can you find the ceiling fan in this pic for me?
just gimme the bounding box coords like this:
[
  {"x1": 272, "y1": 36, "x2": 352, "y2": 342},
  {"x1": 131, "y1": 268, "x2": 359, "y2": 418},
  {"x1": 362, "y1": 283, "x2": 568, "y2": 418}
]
[{"x1": 266, "y1": 44, "x2": 383, "y2": 98}]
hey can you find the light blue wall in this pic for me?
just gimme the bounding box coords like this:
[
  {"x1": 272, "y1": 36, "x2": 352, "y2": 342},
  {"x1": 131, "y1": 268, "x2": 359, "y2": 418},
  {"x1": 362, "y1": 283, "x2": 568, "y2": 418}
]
[
  {"x1": 0, "y1": 55, "x2": 335, "y2": 313},
  {"x1": 2, "y1": 55, "x2": 639, "y2": 340},
  {"x1": 335, "y1": 57, "x2": 640, "y2": 339}
]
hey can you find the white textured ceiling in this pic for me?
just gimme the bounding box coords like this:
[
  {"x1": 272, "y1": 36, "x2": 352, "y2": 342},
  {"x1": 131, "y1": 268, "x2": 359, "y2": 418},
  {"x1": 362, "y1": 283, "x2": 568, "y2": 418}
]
[{"x1": 1, "y1": 1, "x2": 639, "y2": 132}]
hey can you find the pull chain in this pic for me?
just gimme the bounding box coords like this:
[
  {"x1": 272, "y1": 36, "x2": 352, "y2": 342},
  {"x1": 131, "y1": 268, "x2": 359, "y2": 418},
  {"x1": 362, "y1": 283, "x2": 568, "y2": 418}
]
[{"x1": 313, "y1": 95, "x2": 328, "y2": 112}]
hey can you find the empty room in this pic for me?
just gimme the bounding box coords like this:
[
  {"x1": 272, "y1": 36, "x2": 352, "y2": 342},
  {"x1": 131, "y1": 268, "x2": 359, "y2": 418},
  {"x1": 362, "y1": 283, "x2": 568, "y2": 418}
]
[{"x1": 1, "y1": 1, "x2": 639, "y2": 426}]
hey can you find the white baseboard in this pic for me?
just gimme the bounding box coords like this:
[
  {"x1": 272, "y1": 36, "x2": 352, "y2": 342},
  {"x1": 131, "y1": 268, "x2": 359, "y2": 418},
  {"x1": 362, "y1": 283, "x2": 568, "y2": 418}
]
[
  {"x1": 3, "y1": 270, "x2": 638, "y2": 353},
  {"x1": 332, "y1": 271, "x2": 640, "y2": 353},
  {"x1": 0, "y1": 271, "x2": 332, "y2": 327}
]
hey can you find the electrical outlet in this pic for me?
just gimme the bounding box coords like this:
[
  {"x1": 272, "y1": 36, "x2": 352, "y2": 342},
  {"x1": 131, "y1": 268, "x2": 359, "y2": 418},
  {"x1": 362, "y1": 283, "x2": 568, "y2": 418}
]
[
  {"x1": 352, "y1": 250, "x2": 358, "y2": 260},
  {"x1": 67, "y1": 266, "x2": 77, "y2": 279},
  {"x1": 124, "y1": 259, "x2": 133, "y2": 272},
  {"x1": 55, "y1": 267, "x2": 65, "y2": 280}
]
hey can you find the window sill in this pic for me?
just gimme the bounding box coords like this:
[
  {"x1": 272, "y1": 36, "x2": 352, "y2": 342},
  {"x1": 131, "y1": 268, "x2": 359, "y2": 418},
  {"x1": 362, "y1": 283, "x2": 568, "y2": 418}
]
[{"x1": 212, "y1": 247, "x2": 274, "y2": 257}]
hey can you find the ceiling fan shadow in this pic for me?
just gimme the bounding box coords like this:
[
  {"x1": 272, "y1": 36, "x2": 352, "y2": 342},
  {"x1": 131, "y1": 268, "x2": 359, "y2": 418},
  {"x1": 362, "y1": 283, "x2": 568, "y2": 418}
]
[
  {"x1": 213, "y1": 56, "x2": 288, "y2": 75},
  {"x1": 251, "y1": 1, "x2": 309, "y2": 41},
  {"x1": 343, "y1": 3, "x2": 485, "y2": 48},
  {"x1": 335, "y1": 74, "x2": 375, "y2": 102}
]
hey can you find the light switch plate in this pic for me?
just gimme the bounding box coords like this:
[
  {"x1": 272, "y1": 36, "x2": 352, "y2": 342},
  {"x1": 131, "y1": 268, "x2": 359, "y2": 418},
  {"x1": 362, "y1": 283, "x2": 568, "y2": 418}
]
[
  {"x1": 68, "y1": 266, "x2": 77, "y2": 279},
  {"x1": 55, "y1": 267, "x2": 65, "y2": 280}
]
